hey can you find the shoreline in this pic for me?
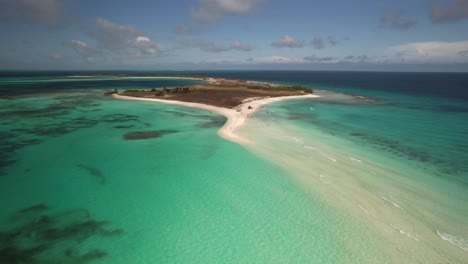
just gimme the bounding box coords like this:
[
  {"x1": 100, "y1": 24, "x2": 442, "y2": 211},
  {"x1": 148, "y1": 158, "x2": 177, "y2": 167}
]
[
  {"x1": 112, "y1": 93, "x2": 319, "y2": 144},
  {"x1": 69, "y1": 75, "x2": 206, "y2": 81}
]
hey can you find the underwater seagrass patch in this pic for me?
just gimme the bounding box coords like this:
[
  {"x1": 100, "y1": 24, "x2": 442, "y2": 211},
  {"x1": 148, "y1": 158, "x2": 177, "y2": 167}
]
[
  {"x1": 123, "y1": 130, "x2": 178, "y2": 140},
  {"x1": 0, "y1": 203, "x2": 124, "y2": 264}
]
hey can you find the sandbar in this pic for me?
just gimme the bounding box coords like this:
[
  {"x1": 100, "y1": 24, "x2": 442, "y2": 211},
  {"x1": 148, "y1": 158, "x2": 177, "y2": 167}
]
[{"x1": 113, "y1": 93, "x2": 318, "y2": 144}]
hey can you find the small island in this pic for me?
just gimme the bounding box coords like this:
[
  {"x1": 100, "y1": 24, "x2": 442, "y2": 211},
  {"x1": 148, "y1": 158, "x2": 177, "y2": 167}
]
[
  {"x1": 114, "y1": 77, "x2": 313, "y2": 108},
  {"x1": 111, "y1": 76, "x2": 319, "y2": 144}
]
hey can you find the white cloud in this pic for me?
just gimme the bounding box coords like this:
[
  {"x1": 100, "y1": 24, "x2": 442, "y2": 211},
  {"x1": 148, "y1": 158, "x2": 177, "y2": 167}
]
[
  {"x1": 196, "y1": 56, "x2": 303, "y2": 65},
  {"x1": 49, "y1": 53, "x2": 64, "y2": 60},
  {"x1": 380, "y1": 10, "x2": 416, "y2": 30},
  {"x1": 0, "y1": 0, "x2": 64, "y2": 26},
  {"x1": 311, "y1": 37, "x2": 324, "y2": 49},
  {"x1": 303, "y1": 55, "x2": 339, "y2": 63},
  {"x1": 135, "y1": 36, "x2": 151, "y2": 42},
  {"x1": 65, "y1": 40, "x2": 102, "y2": 60},
  {"x1": 231, "y1": 41, "x2": 253, "y2": 51},
  {"x1": 344, "y1": 55, "x2": 371, "y2": 63},
  {"x1": 327, "y1": 36, "x2": 338, "y2": 46},
  {"x1": 132, "y1": 36, "x2": 164, "y2": 56},
  {"x1": 431, "y1": 0, "x2": 468, "y2": 23},
  {"x1": 92, "y1": 18, "x2": 144, "y2": 50},
  {"x1": 179, "y1": 38, "x2": 253, "y2": 52},
  {"x1": 389, "y1": 41, "x2": 468, "y2": 63},
  {"x1": 248, "y1": 56, "x2": 304, "y2": 64},
  {"x1": 173, "y1": 24, "x2": 196, "y2": 35},
  {"x1": 66, "y1": 19, "x2": 165, "y2": 61},
  {"x1": 191, "y1": 0, "x2": 265, "y2": 22},
  {"x1": 271, "y1": 35, "x2": 304, "y2": 48}
]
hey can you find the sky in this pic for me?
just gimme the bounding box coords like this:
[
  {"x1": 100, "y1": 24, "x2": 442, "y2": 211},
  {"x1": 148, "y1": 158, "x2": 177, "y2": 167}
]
[{"x1": 1, "y1": 0, "x2": 468, "y2": 71}]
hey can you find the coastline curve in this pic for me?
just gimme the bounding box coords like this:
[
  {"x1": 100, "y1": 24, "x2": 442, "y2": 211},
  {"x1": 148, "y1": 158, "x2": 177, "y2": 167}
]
[{"x1": 112, "y1": 93, "x2": 319, "y2": 144}]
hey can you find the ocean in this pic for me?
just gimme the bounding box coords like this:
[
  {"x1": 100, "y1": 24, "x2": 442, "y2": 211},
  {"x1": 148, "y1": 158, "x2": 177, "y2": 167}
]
[{"x1": 0, "y1": 71, "x2": 466, "y2": 263}]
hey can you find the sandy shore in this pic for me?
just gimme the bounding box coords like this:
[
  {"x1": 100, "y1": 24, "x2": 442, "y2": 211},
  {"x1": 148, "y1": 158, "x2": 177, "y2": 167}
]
[
  {"x1": 69, "y1": 75, "x2": 204, "y2": 81},
  {"x1": 113, "y1": 93, "x2": 319, "y2": 144}
]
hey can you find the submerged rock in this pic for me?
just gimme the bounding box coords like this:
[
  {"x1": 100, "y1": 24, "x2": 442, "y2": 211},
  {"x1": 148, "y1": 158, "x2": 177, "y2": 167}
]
[{"x1": 123, "y1": 130, "x2": 178, "y2": 140}]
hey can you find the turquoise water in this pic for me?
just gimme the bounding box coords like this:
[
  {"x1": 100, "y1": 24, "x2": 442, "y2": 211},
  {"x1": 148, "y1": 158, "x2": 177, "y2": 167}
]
[
  {"x1": 239, "y1": 89, "x2": 467, "y2": 262},
  {"x1": 1, "y1": 72, "x2": 467, "y2": 263},
  {"x1": 0, "y1": 78, "x2": 352, "y2": 263},
  {"x1": 272, "y1": 89, "x2": 468, "y2": 183}
]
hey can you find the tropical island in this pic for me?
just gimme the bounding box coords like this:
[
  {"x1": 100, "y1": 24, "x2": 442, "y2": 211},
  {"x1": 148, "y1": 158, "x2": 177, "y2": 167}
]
[{"x1": 109, "y1": 76, "x2": 318, "y2": 143}]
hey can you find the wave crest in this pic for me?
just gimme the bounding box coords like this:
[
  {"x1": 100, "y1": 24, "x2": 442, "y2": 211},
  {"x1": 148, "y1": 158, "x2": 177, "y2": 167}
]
[{"x1": 436, "y1": 230, "x2": 468, "y2": 252}]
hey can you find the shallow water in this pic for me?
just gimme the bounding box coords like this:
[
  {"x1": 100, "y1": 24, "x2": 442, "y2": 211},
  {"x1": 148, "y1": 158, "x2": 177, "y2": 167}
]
[
  {"x1": 1, "y1": 72, "x2": 467, "y2": 263},
  {"x1": 239, "y1": 89, "x2": 468, "y2": 263},
  {"x1": 0, "y1": 77, "x2": 350, "y2": 263}
]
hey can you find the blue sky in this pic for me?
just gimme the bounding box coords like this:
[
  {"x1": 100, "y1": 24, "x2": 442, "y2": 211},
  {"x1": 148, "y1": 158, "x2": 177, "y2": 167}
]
[{"x1": 1, "y1": 0, "x2": 468, "y2": 71}]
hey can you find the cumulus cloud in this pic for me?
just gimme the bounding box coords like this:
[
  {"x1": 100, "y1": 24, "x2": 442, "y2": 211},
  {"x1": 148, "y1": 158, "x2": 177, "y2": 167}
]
[
  {"x1": 303, "y1": 55, "x2": 338, "y2": 63},
  {"x1": 66, "y1": 19, "x2": 165, "y2": 61},
  {"x1": 311, "y1": 37, "x2": 324, "y2": 49},
  {"x1": 191, "y1": 0, "x2": 265, "y2": 22},
  {"x1": 327, "y1": 36, "x2": 338, "y2": 46},
  {"x1": 64, "y1": 40, "x2": 102, "y2": 60},
  {"x1": 177, "y1": 56, "x2": 298, "y2": 66},
  {"x1": 380, "y1": 10, "x2": 416, "y2": 30},
  {"x1": 132, "y1": 36, "x2": 164, "y2": 56},
  {"x1": 173, "y1": 24, "x2": 196, "y2": 35},
  {"x1": 49, "y1": 53, "x2": 65, "y2": 60},
  {"x1": 271, "y1": 35, "x2": 304, "y2": 48},
  {"x1": 303, "y1": 55, "x2": 371, "y2": 64},
  {"x1": 431, "y1": 0, "x2": 468, "y2": 23},
  {"x1": 231, "y1": 40, "x2": 253, "y2": 51},
  {"x1": 389, "y1": 41, "x2": 468, "y2": 63},
  {"x1": 344, "y1": 55, "x2": 371, "y2": 63},
  {"x1": 308, "y1": 36, "x2": 339, "y2": 49},
  {"x1": 91, "y1": 18, "x2": 145, "y2": 50},
  {"x1": 0, "y1": 0, "x2": 65, "y2": 26},
  {"x1": 246, "y1": 56, "x2": 303, "y2": 64},
  {"x1": 180, "y1": 38, "x2": 253, "y2": 52}
]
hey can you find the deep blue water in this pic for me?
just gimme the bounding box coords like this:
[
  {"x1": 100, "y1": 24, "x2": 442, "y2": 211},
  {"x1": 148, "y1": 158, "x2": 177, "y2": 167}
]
[{"x1": 2, "y1": 70, "x2": 467, "y2": 100}]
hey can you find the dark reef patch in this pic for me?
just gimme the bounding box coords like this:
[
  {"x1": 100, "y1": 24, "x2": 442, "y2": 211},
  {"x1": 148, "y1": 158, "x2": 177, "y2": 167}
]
[
  {"x1": 0, "y1": 204, "x2": 123, "y2": 264},
  {"x1": 113, "y1": 125, "x2": 134, "y2": 129},
  {"x1": 77, "y1": 164, "x2": 106, "y2": 185},
  {"x1": 286, "y1": 112, "x2": 310, "y2": 120},
  {"x1": 0, "y1": 95, "x2": 150, "y2": 174},
  {"x1": 123, "y1": 130, "x2": 178, "y2": 140},
  {"x1": 16, "y1": 203, "x2": 49, "y2": 215},
  {"x1": 0, "y1": 131, "x2": 45, "y2": 175},
  {"x1": 196, "y1": 116, "x2": 226, "y2": 129},
  {"x1": 198, "y1": 144, "x2": 219, "y2": 160},
  {"x1": 279, "y1": 103, "x2": 467, "y2": 178},
  {"x1": 403, "y1": 103, "x2": 468, "y2": 113},
  {"x1": 0, "y1": 96, "x2": 102, "y2": 120},
  {"x1": 100, "y1": 113, "x2": 139, "y2": 123}
]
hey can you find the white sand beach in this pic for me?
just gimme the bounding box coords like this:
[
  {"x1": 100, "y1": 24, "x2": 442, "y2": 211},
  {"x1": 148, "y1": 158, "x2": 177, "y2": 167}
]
[
  {"x1": 70, "y1": 76, "x2": 205, "y2": 81},
  {"x1": 113, "y1": 93, "x2": 319, "y2": 144}
]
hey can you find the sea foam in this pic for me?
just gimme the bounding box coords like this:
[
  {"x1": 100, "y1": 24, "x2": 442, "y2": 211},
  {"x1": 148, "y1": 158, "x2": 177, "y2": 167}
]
[
  {"x1": 319, "y1": 173, "x2": 331, "y2": 185},
  {"x1": 290, "y1": 137, "x2": 304, "y2": 144},
  {"x1": 304, "y1": 145, "x2": 318, "y2": 150},
  {"x1": 436, "y1": 231, "x2": 468, "y2": 252},
  {"x1": 348, "y1": 156, "x2": 363, "y2": 163},
  {"x1": 391, "y1": 225, "x2": 419, "y2": 241},
  {"x1": 379, "y1": 196, "x2": 402, "y2": 209},
  {"x1": 318, "y1": 151, "x2": 337, "y2": 162}
]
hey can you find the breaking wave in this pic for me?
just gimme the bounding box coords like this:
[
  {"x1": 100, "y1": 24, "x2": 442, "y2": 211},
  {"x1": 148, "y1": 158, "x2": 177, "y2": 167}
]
[{"x1": 436, "y1": 230, "x2": 468, "y2": 252}]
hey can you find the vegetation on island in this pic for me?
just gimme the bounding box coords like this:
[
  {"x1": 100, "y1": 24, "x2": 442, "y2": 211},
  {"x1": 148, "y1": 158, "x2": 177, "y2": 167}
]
[
  {"x1": 116, "y1": 86, "x2": 190, "y2": 96},
  {"x1": 245, "y1": 84, "x2": 313, "y2": 94},
  {"x1": 108, "y1": 77, "x2": 314, "y2": 108},
  {"x1": 207, "y1": 79, "x2": 313, "y2": 94}
]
